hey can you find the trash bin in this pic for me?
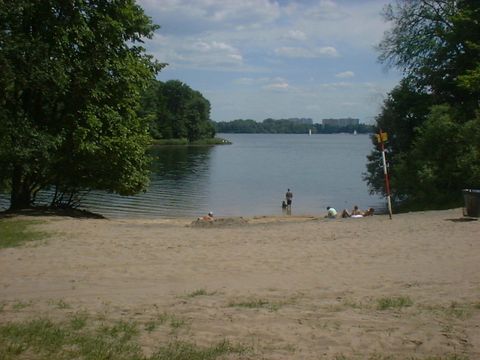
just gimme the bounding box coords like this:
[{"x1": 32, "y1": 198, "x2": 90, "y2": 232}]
[{"x1": 462, "y1": 189, "x2": 480, "y2": 217}]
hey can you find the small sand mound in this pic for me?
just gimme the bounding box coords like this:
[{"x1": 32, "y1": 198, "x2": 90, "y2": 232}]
[{"x1": 189, "y1": 216, "x2": 249, "y2": 227}]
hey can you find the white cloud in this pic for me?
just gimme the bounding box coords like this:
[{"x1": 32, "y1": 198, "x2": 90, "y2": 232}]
[
  {"x1": 263, "y1": 82, "x2": 289, "y2": 91},
  {"x1": 275, "y1": 46, "x2": 339, "y2": 58},
  {"x1": 284, "y1": 29, "x2": 307, "y2": 41},
  {"x1": 139, "y1": 0, "x2": 401, "y2": 121},
  {"x1": 335, "y1": 71, "x2": 355, "y2": 78},
  {"x1": 147, "y1": 36, "x2": 244, "y2": 70},
  {"x1": 234, "y1": 77, "x2": 290, "y2": 92},
  {"x1": 139, "y1": 0, "x2": 280, "y2": 35},
  {"x1": 305, "y1": 0, "x2": 347, "y2": 21}
]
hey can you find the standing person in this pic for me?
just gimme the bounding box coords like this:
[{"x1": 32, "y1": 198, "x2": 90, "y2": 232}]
[{"x1": 285, "y1": 188, "x2": 293, "y2": 207}]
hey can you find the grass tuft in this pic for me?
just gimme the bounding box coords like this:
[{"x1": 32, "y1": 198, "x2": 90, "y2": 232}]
[
  {"x1": 144, "y1": 312, "x2": 188, "y2": 333},
  {"x1": 228, "y1": 298, "x2": 283, "y2": 312},
  {"x1": 70, "y1": 312, "x2": 88, "y2": 331},
  {"x1": 184, "y1": 288, "x2": 217, "y2": 298},
  {"x1": 151, "y1": 339, "x2": 247, "y2": 360},
  {"x1": 0, "y1": 219, "x2": 48, "y2": 248},
  {"x1": 444, "y1": 301, "x2": 472, "y2": 319},
  {"x1": 12, "y1": 300, "x2": 32, "y2": 311},
  {"x1": 377, "y1": 296, "x2": 413, "y2": 310}
]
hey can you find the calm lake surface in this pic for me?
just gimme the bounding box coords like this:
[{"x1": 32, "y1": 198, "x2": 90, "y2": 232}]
[{"x1": 1, "y1": 134, "x2": 385, "y2": 218}]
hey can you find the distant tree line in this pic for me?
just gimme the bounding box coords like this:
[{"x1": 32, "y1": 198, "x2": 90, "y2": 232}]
[
  {"x1": 215, "y1": 118, "x2": 374, "y2": 134},
  {"x1": 364, "y1": 0, "x2": 480, "y2": 210},
  {"x1": 139, "y1": 79, "x2": 216, "y2": 142}
]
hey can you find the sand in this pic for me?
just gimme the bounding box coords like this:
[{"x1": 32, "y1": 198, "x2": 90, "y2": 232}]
[{"x1": 1, "y1": 208, "x2": 479, "y2": 359}]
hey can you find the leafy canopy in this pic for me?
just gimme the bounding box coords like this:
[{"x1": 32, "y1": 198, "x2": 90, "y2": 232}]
[
  {"x1": 365, "y1": 0, "x2": 480, "y2": 209},
  {"x1": 141, "y1": 79, "x2": 216, "y2": 143},
  {"x1": 0, "y1": 0, "x2": 165, "y2": 210}
]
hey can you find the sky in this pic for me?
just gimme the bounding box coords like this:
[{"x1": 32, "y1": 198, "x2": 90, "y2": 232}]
[{"x1": 138, "y1": 0, "x2": 402, "y2": 124}]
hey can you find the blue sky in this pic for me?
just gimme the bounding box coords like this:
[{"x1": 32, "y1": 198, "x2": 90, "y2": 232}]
[{"x1": 139, "y1": 0, "x2": 402, "y2": 124}]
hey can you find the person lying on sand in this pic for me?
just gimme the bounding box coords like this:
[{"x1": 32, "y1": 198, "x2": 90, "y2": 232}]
[
  {"x1": 198, "y1": 212, "x2": 214, "y2": 221},
  {"x1": 341, "y1": 206, "x2": 374, "y2": 218}
]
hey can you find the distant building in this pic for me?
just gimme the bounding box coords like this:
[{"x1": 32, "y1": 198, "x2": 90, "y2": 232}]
[{"x1": 322, "y1": 118, "x2": 359, "y2": 127}]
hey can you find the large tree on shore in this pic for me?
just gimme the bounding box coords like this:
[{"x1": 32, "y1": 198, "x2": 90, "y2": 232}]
[
  {"x1": 0, "y1": 0, "x2": 164, "y2": 210},
  {"x1": 366, "y1": 0, "x2": 480, "y2": 208}
]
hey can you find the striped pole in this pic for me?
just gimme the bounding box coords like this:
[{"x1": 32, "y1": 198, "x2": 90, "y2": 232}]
[{"x1": 379, "y1": 130, "x2": 392, "y2": 219}]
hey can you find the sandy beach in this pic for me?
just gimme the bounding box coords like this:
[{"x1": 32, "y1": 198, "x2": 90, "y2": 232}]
[{"x1": 1, "y1": 208, "x2": 479, "y2": 359}]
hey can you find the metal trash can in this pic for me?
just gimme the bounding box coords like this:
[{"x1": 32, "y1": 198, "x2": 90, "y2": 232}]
[{"x1": 462, "y1": 189, "x2": 480, "y2": 217}]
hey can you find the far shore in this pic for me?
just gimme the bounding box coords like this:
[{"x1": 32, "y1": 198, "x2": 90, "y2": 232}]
[{"x1": 1, "y1": 208, "x2": 479, "y2": 359}]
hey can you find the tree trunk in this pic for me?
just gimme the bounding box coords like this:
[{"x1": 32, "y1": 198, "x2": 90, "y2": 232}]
[{"x1": 9, "y1": 166, "x2": 32, "y2": 210}]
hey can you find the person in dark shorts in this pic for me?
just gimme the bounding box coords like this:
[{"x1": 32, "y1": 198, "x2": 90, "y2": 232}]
[{"x1": 285, "y1": 189, "x2": 293, "y2": 207}]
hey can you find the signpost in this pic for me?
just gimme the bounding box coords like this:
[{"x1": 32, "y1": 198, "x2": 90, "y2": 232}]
[{"x1": 375, "y1": 130, "x2": 393, "y2": 219}]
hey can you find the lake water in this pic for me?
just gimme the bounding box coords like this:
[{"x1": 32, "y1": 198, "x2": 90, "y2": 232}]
[{"x1": 0, "y1": 133, "x2": 385, "y2": 218}]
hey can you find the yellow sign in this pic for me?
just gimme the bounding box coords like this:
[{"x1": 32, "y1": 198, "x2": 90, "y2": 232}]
[{"x1": 375, "y1": 132, "x2": 388, "y2": 143}]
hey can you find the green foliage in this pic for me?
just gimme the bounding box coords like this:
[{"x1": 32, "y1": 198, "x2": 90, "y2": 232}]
[
  {"x1": 0, "y1": 316, "x2": 246, "y2": 360},
  {"x1": 151, "y1": 340, "x2": 247, "y2": 360},
  {"x1": 397, "y1": 105, "x2": 477, "y2": 205},
  {"x1": 0, "y1": 0, "x2": 164, "y2": 210},
  {"x1": 376, "y1": 296, "x2": 413, "y2": 310},
  {"x1": 0, "y1": 219, "x2": 47, "y2": 248},
  {"x1": 365, "y1": 1, "x2": 480, "y2": 209},
  {"x1": 378, "y1": 1, "x2": 480, "y2": 117},
  {"x1": 141, "y1": 79, "x2": 216, "y2": 143},
  {"x1": 364, "y1": 80, "x2": 432, "y2": 200},
  {"x1": 228, "y1": 298, "x2": 283, "y2": 311}
]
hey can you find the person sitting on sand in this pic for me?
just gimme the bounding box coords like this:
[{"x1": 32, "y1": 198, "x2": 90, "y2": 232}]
[
  {"x1": 198, "y1": 211, "x2": 214, "y2": 221},
  {"x1": 342, "y1": 205, "x2": 364, "y2": 218},
  {"x1": 325, "y1": 206, "x2": 337, "y2": 218},
  {"x1": 362, "y1": 208, "x2": 375, "y2": 216}
]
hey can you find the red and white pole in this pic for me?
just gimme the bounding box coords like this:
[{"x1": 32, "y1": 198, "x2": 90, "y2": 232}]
[{"x1": 379, "y1": 130, "x2": 392, "y2": 219}]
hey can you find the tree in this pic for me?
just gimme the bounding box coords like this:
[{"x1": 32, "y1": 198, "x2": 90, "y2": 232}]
[
  {"x1": 366, "y1": 0, "x2": 480, "y2": 209},
  {"x1": 378, "y1": 0, "x2": 480, "y2": 118},
  {"x1": 364, "y1": 80, "x2": 432, "y2": 200},
  {"x1": 144, "y1": 79, "x2": 215, "y2": 142},
  {"x1": 0, "y1": 0, "x2": 164, "y2": 210}
]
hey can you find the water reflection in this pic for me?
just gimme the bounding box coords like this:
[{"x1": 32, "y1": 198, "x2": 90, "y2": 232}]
[
  {"x1": 80, "y1": 146, "x2": 214, "y2": 218},
  {"x1": 0, "y1": 146, "x2": 214, "y2": 218}
]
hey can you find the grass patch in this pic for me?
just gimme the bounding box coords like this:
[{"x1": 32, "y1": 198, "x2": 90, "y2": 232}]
[
  {"x1": 228, "y1": 298, "x2": 283, "y2": 312},
  {"x1": 69, "y1": 312, "x2": 88, "y2": 331},
  {"x1": 0, "y1": 219, "x2": 48, "y2": 248},
  {"x1": 0, "y1": 315, "x2": 245, "y2": 360},
  {"x1": 12, "y1": 300, "x2": 32, "y2": 311},
  {"x1": 377, "y1": 296, "x2": 413, "y2": 310},
  {"x1": 421, "y1": 300, "x2": 479, "y2": 320},
  {"x1": 48, "y1": 299, "x2": 71, "y2": 310},
  {"x1": 144, "y1": 312, "x2": 188, "y2": 333},
  {"x1": 444, "y1": 301, "x2": 472, "y2": 319},
  {"x1": 151, "y1": 138, "x2": 189, "y2": 146},
  {"x1": 152, "y1": 339, "x2": 247, "y2": 360},
  {"x1": 184, "y1": 288, "x2": 217, "y2": 298}
]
